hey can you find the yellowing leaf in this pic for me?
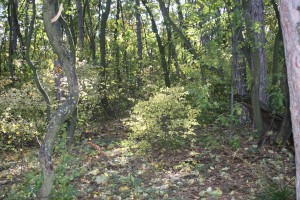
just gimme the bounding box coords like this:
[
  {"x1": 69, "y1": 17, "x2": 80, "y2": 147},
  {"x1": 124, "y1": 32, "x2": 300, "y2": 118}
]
[{"x1": 119, "y1": 186, "x2": 130, "y2": 191}]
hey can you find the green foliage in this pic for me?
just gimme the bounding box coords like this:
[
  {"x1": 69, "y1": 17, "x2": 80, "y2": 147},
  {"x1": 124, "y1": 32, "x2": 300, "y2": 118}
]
[
  {"x1": 76, "y1": 61, "x2": 99, "y2": 124},
  {"x1": 257, "y1": 180, "x2": 295, "y2": 200},
  {"x1": 7, "y1": 170, "x2": 43, "y2": 199},
  {"x1": 52, "y1": 152, "x2": 80, "y2": 199},
  {"x1": 124, "y1": 87, "x2": 199, "y2": 151},
  {"x1": 269, "y1": 84, "x2": 285, "y2": 113},
  {"x1": 229, "y1": 135, "x2": 240, "y2": 150},
  {"x1": 0, "y1": 82, "x2": 46, "y2": 150}
]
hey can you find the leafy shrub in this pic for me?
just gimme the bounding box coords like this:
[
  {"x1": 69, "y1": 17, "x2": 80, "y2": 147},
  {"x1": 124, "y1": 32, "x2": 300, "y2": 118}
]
[
  {"x1": 257, "y1": 179, "x2": 295, "y2": 200},
  {"x1": 0, "y1": 83, "x2": 46, "y2": 150},
  {"x1": 124, "y1": 87, "x2": 199, "y2": 151},
  {"x1": 7, "y1": 170, "x2": 43, "y2": 199}
]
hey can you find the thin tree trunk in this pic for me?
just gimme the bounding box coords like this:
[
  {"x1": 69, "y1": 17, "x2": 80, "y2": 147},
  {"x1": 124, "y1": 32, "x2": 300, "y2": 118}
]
[
  {"x1": 157, "y1": 0, "x2": 197, "y2": 60},
  {"x1": 135, "y1": 0, "x2": 143, "y2": 87},
  {"x1": 271, "y1": 0, "x2": 282, "y2": 87},
  {"x1": 114, "y1": 0, "x2": 122, "y2": 85},
  {"x1": 142, "y1": 0, "x2": 171, "y2": 87},
  {"x1": 85, "y1": 0, "x2": 96, "y2": 64},
  {"x1": 26, "y1": 0, "x2": 51, "y2": 122},
  {"x1": 99, "y1": 0, "x2": 114, "y2": 117},
  {"x1": 76, "y1": 0, "x2": 84, "y2": 51},
  {"x1": 8, "y1": 1, "x2": 16, "y2": 84},
  {"x1": 38, "y1": 0, "x2": 79, "y2": 198},
  {"x1": 175, "y1": 0, "x2": 185, "y2": 29}
]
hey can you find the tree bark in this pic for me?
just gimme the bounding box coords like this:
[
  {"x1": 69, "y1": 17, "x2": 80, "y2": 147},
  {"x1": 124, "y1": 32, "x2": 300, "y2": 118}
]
[
  {"x1": 243, "y1": 0, "x2": 264, "y2": 138},
  {"x1": 114, "y1": 0, "x2": 122, "y2": 85},
  {"x1": 26, "y1": 0, "x2": 51, "y2": 122},
  {"x1": 76, "y1": 0, "x2": 84, "y2": 51},
  {"x1": 279, "y1": 1, "x2": 300, "y2": 198},
  {"x1": 157, "y1": 0, "x2": 197, "y2": 60},
  {"x1": 142, "y1": 0, "x2": 171, "y2": 87},
  {"x1": 85, "y1": 0, "x2": 96, "y2": 64},
  {"x1": 251, "y1": 0, "x2": 268, "y2": 108},
  {"x1": 231, "y1": 0, "x2": 247, "y2": 97},
  {"x1": 99, "y1": 0, "x2": 114, "y2": 117},
  {"x1": 271, "y1": 0, "x2": 283, "y2": 87},
  {"x1": 8, "y1": 1, "x2": 16, "y2": 84},
  {"x1": 38, "y1": 1, "x2": 79, "y2": 199},
  {"x1": 135, "y1": 0, "x2": 143, "y2": 87}
]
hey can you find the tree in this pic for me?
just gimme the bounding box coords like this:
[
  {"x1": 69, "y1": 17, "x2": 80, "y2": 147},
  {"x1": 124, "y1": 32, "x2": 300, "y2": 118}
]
[
  {"x1": 38, "y1": 1, "x2": 79, "y2": 198},
  {"x1": 242, "y1": 0, "x2": 264, "y2": 138},
  {"x1": 279, "y1": 1, "x2": 300, "y2": 198},
  {"x1": 25, "y1": 0, "x2": 51, "y2": 122},
  {"x1": 135, "y1": 0, "x2": 143, "y2": 87},
  {"x1": 76, "y1": 0, "x2": 84, "y2": 52},
  {"x1": 85, "y1": 0, "x2": 96, "y2": 64},
  {"x1": 142, "y1": 0, "x2": 171, "y2": 87},
  {"x1": 99, "y1": 0, "x2": 114, "y2": 117}
]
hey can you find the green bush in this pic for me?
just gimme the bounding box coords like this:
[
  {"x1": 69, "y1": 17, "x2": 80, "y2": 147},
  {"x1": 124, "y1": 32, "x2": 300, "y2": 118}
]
[
  {"x1": 0, "y1": 82, "x2": 46, "y2": 150},
  {"x1": 124, "y1": 87, "x2": 199, "y2": 151},
  {"x1": 257, "y1": 179, "x2": 295, "y2": 200}
]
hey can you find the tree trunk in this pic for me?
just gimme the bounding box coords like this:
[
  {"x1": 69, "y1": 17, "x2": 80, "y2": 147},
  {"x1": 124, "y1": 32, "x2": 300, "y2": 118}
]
[
  {"x1": 38, "y1": 1, "x2": 79, "y2": 199},
  {"x1": 157, "y1": 0, "x2": 197, "y2": 60},
  {"x1": 76, "y1": 0, "x2": 84, "y2": 51},
  {"x1": 175, "y1": 0, "x2": 185, "y2": 29},
  {"x1": 142, "y1": 0, "x2": 171, "y2": 87},
  {"x1": 243, "y1": 0, "x2": 264, "y2": 138},
  {"x1": 135, "y1": 0, "x2": 143, "y2": 87},
  {"x1": 99, "y1": 0, "x2": 114, "y2": 117},
  {"x1": 251, "y1": 0, "x2": 268, "y2": 108},
  {"x1": 8, "y1": 1, "x2": 16, "y2": 84},
  {"x1": 114, "y1": 0, "x2": 122, "y2": 85},
  {"x1": 279, "y1": 1, "x2": 300, "y2": 198},
  {"x1": 26, "y1": 0, "x2": 51, "y2": 122},
  {"x1": 231, "y1": 0, "x2": 247, "y2": 97},
  {"x1": 85, "y1": 0, "x2": 96, "y2": 64}
]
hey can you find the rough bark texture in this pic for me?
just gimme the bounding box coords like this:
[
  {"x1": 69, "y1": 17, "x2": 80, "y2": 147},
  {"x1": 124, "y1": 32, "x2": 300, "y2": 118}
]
[
  {"x1": 279, "y1": 1, "x2": 300, "y2": 198},
  {"x1": 251, "y1": 0, "x2": 268, "y2": 108},
  {"x1": 231, "y1": 0, "x2": 247, "y2": 97},
  {"x1": 243, "y1": 0, "x2": 264, "y2": 138},
  {"x1": 38, "y1": 0, "x2": 79, "y2": 199}
]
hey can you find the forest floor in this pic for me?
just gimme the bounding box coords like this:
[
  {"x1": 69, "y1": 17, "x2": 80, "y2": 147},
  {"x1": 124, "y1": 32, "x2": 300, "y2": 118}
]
[{"x1": 0, "y1": 119, "x2": 296, "y2": 200}]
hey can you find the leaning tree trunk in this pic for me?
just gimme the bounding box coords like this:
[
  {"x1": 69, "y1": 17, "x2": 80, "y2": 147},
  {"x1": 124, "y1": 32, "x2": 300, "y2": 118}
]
[
  {"x1": 38, "y1": 1, "x2": 79, "y2": 199},
  {"x1": 26, "y1": 0, "x2": 51, "y2": 122},
  {"x1": 142, "y1": 0, "x2": 171, "y2": 87},
  {"x1": 279, "y1": 1, "x2": 300, "y2": 199}
]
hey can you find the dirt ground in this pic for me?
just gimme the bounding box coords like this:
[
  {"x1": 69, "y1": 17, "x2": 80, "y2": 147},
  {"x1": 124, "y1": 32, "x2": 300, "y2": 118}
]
[{"x1": 0, "y1": 120, "x2": 295, "y2": 199}]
